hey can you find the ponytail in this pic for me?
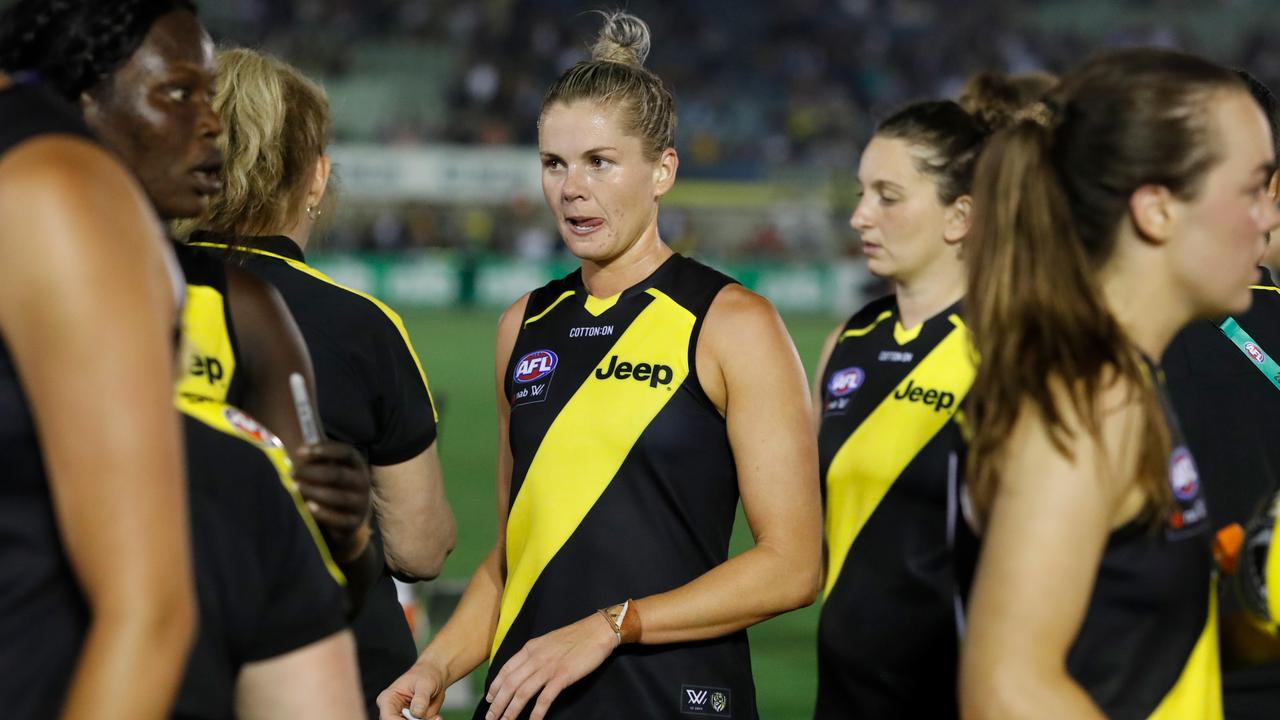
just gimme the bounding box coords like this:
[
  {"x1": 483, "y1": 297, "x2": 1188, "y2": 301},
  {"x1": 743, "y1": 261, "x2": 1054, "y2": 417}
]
[{"x1": 965, "y1": 113, "x2": 1171, "y2": 524}]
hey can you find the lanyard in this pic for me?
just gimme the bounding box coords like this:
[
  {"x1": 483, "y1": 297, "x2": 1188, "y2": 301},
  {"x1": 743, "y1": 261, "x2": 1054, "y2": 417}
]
[{"x1": 1219, "y1": 317, "x2": 1280, "y2": 391}]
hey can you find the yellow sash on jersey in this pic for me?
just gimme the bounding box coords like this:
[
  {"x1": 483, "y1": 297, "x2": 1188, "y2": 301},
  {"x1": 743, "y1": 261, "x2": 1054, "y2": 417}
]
[
  {"x1": 491, "y1": 288, "x2": 694, "y2": 658},
  {"x1": 1265, "y1": 497, "x2": 1280, "y2": 626},
  {"x1": 177, "y1": 394, "x2": 346, "y2": 586},
  {"x1": 177, "y1": 285, "x2": 237, "y2": 404},
  {"x1": 823, "y1": 315, "x2": 976, "y2": 597},
  {"x1": 1149, "y1": 587, "x2": 1222, "y2": 720}
]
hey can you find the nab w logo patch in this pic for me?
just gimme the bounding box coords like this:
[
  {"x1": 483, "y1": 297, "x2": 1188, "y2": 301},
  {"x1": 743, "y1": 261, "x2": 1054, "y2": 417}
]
[
  {"x1": 680, "y1": 684, "x2": 731, "y2": 717},
  {"x1": 511, "y1": 349, "x2": 558, "y2": 408}
]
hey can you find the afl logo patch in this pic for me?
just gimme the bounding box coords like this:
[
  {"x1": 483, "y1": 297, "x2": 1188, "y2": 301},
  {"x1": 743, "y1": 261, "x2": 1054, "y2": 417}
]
[
  {"x1": 1169, "y1": 447, "x2": 1200, "y2": 502},
  {"x1": 827, "y1": 367, "x2": 865, "y2": 397},
  {"x1": 514, "y1": 350, "x2": 558, "y2": 384},
  {"x1": 222, "y1": 406, "x2": 284, "y2": 449},
  {"x1": 1245, "y1": 341, "x2": 1267, "y2": 364}
]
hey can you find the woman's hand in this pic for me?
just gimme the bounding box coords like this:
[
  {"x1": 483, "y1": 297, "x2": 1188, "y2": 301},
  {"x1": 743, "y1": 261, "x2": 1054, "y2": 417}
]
[
  {"x1": 294, "y1": 441, "x2": 372, "y2": 562},
  {"x1": 484, "y1": 612, "x2": 618, "y2": 720},
  {"x1": 377, "y1": 657, "x2": 449, "y2": 720}
]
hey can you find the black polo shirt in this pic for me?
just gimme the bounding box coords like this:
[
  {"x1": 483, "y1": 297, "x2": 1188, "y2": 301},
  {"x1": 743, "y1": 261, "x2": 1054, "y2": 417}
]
[
  {"x1": 185, "y1": 232, "x2": 438, "y2": 717},
  {"x1": 1164, "y1": 267, "x2": 1280, "y2": 720},
  {"x1": 185, "y1": 232, "x2": 437, "y2": 463}
]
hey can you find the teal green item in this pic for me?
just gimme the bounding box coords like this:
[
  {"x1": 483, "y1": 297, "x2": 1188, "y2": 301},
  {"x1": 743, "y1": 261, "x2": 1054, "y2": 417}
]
[{"x1": 1219, "y1": 316, "x2": 1280, "y2": 391}]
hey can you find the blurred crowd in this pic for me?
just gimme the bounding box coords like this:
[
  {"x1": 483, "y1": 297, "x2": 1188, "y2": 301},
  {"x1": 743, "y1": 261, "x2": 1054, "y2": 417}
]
[
  {"x1": 208, "y1": 0, "x2": 1280, "y2": 178},
  {"x1": 193, "y1": 0, "x2": 1280, "y2": 258}
]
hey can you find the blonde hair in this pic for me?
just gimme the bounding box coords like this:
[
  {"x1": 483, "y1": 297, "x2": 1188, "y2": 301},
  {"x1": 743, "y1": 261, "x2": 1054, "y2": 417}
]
[
  {"x1": 174, "y1": 47, "x2": 329, "y2": 238},
  {"x1": 541, "y1": 10, "x2": 675, "y2": 160}
]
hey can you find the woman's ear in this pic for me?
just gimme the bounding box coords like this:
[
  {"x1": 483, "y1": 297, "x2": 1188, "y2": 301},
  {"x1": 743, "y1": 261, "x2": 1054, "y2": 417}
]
[
  {"x1": 943, "y1": 195, "x2": 973, "y2": 245},
  {"x1": 1128, "y1": 184, "x2": 1177, "y2": 245},
  {"x1": 654, "y1": 147, "x2": 679, "y2": 200},
  {"x1": 306, "y1": 155, "x2": 332, "y2": 209}
]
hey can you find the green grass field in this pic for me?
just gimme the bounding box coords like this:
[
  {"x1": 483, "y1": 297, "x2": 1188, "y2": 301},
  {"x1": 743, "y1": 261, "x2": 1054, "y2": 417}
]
[{"x1": 402, "y1": 308, "x2": 841, "y2": 720}]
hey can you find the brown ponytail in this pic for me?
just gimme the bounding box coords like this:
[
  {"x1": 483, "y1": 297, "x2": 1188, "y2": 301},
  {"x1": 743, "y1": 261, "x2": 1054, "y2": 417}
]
[{"x1": 965, "y1": 48, "x2": 1243, "y2": 523}]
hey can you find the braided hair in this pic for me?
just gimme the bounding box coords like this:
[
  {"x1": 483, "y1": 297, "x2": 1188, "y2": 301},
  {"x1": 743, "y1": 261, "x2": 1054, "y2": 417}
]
[{"x1": 0, "y1": 0, "x2": 198, "y2": 102}]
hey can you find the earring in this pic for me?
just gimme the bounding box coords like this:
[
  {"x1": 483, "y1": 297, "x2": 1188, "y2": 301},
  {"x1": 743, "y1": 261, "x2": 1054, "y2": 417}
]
[{"x1": 306, "y1": 205, "x2": 321, "y2": 220}]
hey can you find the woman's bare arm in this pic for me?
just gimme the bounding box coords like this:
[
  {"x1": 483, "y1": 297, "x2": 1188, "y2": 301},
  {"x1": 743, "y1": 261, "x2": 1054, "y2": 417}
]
[
  {"x1": 226, "y1": 268, "x2": 377, "y2": 604},
  {"x1": 376, "y1": 295, "x2": 527, "y2": 720},
  {"x1": 0, "y1": 135, "x2": 195, "y2": 719},
  {"x1": 236, "y1": 630, "x2": 363, "y2": 720},
  {"x1": 373, "y1": 443, "x2": 457, "y2": 581},
  {"x1": 623, "y1": 286, "x2": 822, "y2": 643},
  {"x1": 959, "y1": 380, "x2": 1148, "y2": 720}
]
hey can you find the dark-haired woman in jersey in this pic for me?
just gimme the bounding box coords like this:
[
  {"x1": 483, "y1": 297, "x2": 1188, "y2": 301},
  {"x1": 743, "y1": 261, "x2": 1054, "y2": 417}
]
[
  {"x1": 0, "y1": 0, "x2": 382, "y2": 601},
  {"x1": 173, "y1": 47, "x2": 455, "y2": 718},
  {"x1": 379, "y1": 11, "x2": 821, "y2": 720},
  {"x1": 0, "y1": 70, "x2": 195, "y2": 719},
  {"x1": 812, "y1": 91, "x2": 1027, "y2": 718},
  {"x1": 960, "y1": 49, "x2": 1280, "y2": 720}
]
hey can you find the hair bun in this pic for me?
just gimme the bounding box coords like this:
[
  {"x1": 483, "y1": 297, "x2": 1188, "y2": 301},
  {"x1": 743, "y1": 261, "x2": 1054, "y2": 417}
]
[
  {"x1": 590, "y1": 10, "x2": 651, "y2": 67},
  {"x1": 958, "y1": 71, "x2": 1058, "y2": 134}
]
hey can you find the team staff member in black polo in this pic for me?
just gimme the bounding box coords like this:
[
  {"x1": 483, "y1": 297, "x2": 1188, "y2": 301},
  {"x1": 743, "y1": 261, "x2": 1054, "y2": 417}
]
[
  {"x1": 174, "y1": 47, "x2": 455, "y2": 717},
  {"x1": 0, "y1": 69, "x2": 194, "y2": 718},
  {"x1": 1164, "y1": 69, "x2": 1280, "y2": 720},
  {"x1": 0, "y1": 0, "x2": 383, "y2": 605},
  {"x1": 812, "y1": 94, "x2": 1019, "y2": 718}
]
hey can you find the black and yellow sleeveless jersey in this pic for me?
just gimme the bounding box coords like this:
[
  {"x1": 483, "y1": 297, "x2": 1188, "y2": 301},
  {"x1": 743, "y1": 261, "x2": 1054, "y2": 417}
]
[
  {"x1": 481, "y1": 254, "x2": 754, "y2": 720},
  {"x1": 955, "y1": 361, "x2": 1221, "y2": 720},
  {"x1": 814, "y1": 295, "x2": 974, "y2": 719},
  {"x1": 1067, "y1": 370, "x2": 1220, "y2": 720},
  {"x1": 174, "y1": 242, "x2": 244, "y2": 408},
  {"x1": 0, "y1": 77, "x2": 99, "y2": 719},
  {"x1": 173, "y1": 395, "x2": 346, "y2": 719},
  {"x1": 184, "y1": 232, "x2": 437, "y2": 717}
]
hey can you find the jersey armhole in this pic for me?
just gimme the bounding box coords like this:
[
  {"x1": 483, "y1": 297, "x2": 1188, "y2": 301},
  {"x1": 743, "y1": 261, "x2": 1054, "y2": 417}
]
[
  {"x1": 221, "y1": 279, "x2": 245, "y2": 405},
  {"x1": 684, "y1": 280, "x2": 737, "y2": 420}
]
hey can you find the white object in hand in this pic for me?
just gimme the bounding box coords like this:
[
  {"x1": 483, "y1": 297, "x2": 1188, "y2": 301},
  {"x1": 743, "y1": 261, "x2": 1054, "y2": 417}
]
[
  {"x1": 401, "y1": 708, "x2": 425, "y2": 720},
  {"x1": 288, "y1": 372, "x2": 322, "y2": 445}
]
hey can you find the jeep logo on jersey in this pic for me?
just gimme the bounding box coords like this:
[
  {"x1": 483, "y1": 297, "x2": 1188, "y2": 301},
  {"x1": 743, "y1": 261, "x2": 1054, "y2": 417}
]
[
  {"x1": 827, "y1": 367, "x2": 865, "y2": 397},
  {"x1": 190, "y1": 354, "x2": 225, "y2": 385},
  {"x1": 514, "y1": 350, "x2": 558, "y2": 383},
  {"x1": 892, "y1": 379, "x2": 956, "y2": 413},
  {"x1": 1169, "y1": 446, "x2": 1200, "y2": 501},
  {"x1": 1245, "y1": 341, "x2": 1267, "y2": 364},
  {"x1": 595, "y1": 354, "x2": 674, "y2": 388}
]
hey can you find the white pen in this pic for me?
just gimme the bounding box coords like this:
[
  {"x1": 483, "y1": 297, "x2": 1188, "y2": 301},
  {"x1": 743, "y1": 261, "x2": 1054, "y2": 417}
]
[{"x1": 288, "y1": 372, "x2": 322, "y2": 446}]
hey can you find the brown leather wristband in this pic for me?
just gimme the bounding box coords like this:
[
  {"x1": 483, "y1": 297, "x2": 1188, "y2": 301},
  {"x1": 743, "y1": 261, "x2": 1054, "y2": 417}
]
[
  {"x1": 619, "y1": 599, "x2": 642, "y2": 644},
  {"x1": 599, "y1": 599, "x2": 644, "y2": 645}
]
